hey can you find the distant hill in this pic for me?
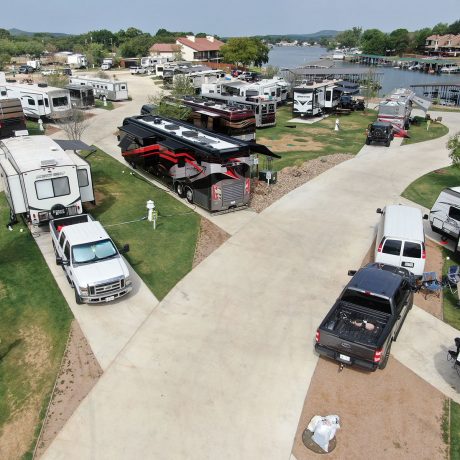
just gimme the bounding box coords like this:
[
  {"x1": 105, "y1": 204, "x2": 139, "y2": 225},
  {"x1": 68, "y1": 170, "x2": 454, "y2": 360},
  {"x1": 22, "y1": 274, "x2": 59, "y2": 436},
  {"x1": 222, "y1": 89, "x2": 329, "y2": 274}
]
[
  {"x1": 223, "y1": 30, "x2": 340, "y2": 41},
  {"x1": 8, "y1": 28, "x2": 70, "y2": 37}
]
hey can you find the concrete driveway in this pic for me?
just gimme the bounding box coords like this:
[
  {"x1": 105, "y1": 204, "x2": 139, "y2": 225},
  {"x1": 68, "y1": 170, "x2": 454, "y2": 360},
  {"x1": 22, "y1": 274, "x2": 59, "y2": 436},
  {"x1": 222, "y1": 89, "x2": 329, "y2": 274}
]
[{"x1": 41, "y1": 111, "x2": 460, "y2": 459}]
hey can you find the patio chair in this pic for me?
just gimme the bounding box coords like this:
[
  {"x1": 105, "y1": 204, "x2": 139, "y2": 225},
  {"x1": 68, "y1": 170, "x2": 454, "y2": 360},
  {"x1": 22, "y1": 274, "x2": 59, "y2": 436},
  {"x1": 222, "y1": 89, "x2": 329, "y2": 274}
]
[
  {"x1": 445, "y1": 265, "x2": 460, "y2": 295},
  {"x1": 421, "y1": 271, "x2": 443, "y2": 299},
  {"x1": 447, "y1": 337, "x2": 460, "y2": 377}
]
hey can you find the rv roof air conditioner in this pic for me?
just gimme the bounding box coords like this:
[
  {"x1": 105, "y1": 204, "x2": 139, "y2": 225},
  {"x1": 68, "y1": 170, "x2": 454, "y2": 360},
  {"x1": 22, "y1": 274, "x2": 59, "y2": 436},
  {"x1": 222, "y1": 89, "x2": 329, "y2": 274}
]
[
  {"x1": 38, "y1": 83, "x2": 48, "y2": 88},
  {"x1": 41, "y1": 159, "x2": 57, "y2": 167},
  {"x1": 153, "y1": 117, "x2": 162, "y2": 124},
  {"x1": 182, "y1": 131, "x2": 199, "y2": 138},
  {"x1": 165, "y1": 124, "x2": 180, "y2": 131}
]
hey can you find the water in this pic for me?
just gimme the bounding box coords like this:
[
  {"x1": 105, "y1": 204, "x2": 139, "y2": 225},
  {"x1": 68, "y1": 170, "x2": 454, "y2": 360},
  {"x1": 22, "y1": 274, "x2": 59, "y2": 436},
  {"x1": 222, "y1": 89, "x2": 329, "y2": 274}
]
[{"x1": 268, "y1": 46, "x2": 460, "y2": 97}]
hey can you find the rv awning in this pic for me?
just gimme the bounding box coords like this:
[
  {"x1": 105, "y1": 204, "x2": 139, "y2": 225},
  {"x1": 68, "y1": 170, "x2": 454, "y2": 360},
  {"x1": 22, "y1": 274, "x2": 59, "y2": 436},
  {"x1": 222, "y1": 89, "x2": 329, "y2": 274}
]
[
  {"x1": 250, "y1": 143, "x2": 280, "y2": 159},
  {"x1": 412, "y1": 95, "x2": 431, "y2": 112},
  {"x1": 54, "y1": 139, "x2": 96, "y2": 152},
  {"x1": 195, "y1": 110, "x2": 221, "y2": 118}
]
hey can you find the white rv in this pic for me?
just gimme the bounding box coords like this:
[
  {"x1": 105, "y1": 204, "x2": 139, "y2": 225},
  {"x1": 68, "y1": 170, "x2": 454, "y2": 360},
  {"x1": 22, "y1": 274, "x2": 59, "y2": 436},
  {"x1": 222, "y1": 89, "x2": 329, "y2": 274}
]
[
  {"x1": 69, "y1": 75, "x2": 128, "y2": 101},
  {"x1": 429, "y1": 187, "x2": 460, "y2": 242},
  {"x1": 141, "y1": 56, "x2": 168, "y2": 68},
  {"x1": 67, "y1": 54, "x2": 87, "y2": 68},
  {"x1": 0, "y1": 136, "x2": 94, "y2": 225},
  {"x1": 239, "y1": 77, "x2": 288, "y2": 106},
  {"x1": 293, "y1": 81, "x2": 328, "y2": 117},
  {"x1": 375, "y1": 204, "x2": 427, "y2": 277},
  {"x1": 0, "y1": 82, "x2": 71, "y2": 119}
]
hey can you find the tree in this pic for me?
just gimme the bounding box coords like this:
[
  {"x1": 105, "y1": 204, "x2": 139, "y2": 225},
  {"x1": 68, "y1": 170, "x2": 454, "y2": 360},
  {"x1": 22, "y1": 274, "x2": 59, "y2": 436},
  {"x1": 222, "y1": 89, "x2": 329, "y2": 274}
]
[
  {"x1": 448, "y1": 19, "x2": 460, "y2": 34},
  {"x1": 388, "y1": 29, "x2": 409, "y2": 55},
  {"x1": 432, "y1": 23, "x2": 449, "y2": 35},
  {"x1": 0, "y1": 28, "x2": 11, "y2": 40},
  {"x1": 412, "y1": 28, "x2": 433, "y2": 52},
  {"x1": 220, "y1": 37, "x2": 269, "y2": 67},
  {"x1": 86, "y1": 43, "x2": 105, "y2": 66},
  {"x1": 119, "y1": 34, "x2": 154, "y2": 57},
  {"x1": 335, "y1": 27, "x2": 362, "y2": 48},
  {"x1": 58, "y1": 109, "x2": 90, "y2": 141},
  {"x1": 448, "y1": 132, "x2": 460, "y2": 167},
  {"x1": 264, "y1": 65, "x2": 279, "y2": 78},
  {"x1": 361, "y1": 29, "x2": 389, "y2": 55}
]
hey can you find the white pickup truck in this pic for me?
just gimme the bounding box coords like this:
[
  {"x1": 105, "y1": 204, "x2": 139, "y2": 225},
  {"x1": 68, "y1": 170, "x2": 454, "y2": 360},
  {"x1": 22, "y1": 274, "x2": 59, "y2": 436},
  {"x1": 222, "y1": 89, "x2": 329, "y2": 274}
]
[{"x1": 50, "y1": 214, "x2": 133, "y2": 304}]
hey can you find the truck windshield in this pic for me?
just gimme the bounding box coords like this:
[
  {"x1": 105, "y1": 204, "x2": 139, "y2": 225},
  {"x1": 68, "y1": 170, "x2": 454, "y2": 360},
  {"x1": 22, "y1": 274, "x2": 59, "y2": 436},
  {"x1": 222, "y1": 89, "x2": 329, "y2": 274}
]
[
  {"x1": 341, "y1": 289, "x2": 392, "y2": 315},
  {"x1": 72, "y1": 239, "x2": 117, "y2": 264}
]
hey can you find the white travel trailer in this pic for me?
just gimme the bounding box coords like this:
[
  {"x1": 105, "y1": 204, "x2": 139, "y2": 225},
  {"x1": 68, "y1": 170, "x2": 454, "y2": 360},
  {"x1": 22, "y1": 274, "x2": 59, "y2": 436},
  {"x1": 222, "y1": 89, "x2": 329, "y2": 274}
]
[
  {"x1": 0, "y1": 81, "x2": 71, "y2": 119},
  {"x1": 239, "y1": 77, "x2": 288, "y2": 106},
  {"x1": 141, "y1": 56, "x2": 168, "y2": 68},
  {"x1": 0, "y1": 136, "x2": 94, "y2": 225},
  {"x1": 69, "y1": 75, "x2": 128, "y2": 101},
  {"x1": 67, "y1": 54, "x2": 87, "y2": 68},
  {"x1": 429, "y1": 187, "x2": 460, "y2": 242},
  {"x1": 293, "y1": 81, "x2": 328, "y2": 117},
  {"x1": 375, "y1": 204, "x2": 427, "y2": 277}
]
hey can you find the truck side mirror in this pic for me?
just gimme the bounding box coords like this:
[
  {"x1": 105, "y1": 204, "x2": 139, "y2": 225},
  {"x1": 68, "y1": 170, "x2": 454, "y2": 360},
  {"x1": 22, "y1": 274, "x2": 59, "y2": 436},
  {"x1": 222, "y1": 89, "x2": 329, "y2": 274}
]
[
  {"x1": 56, "y1": 257, "x2": 69, "y2": 266},
  {"x1": 376, "y1": 208, "x2": 383, "y2": 214},
  {"x1": 348, "y1": 270, "x2": 357, "y2": 276},
  {"x1": 120, "y1": 244, "x2": 130, "y2": 254},
  {"x1": 423, "y1": 214, "x2": 428, "y2": 220}
]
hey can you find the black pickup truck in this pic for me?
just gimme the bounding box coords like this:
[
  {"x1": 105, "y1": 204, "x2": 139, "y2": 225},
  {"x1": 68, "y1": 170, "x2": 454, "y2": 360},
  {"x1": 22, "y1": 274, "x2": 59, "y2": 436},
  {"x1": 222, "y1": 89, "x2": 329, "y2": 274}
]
[{"x1": 315, "y1": 263, "x2": 416, "y2": 371}]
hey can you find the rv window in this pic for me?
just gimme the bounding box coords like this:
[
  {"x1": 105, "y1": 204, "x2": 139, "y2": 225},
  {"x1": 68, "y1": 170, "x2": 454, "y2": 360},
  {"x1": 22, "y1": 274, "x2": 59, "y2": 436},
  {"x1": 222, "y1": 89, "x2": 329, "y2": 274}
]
[
  {"x1": 52, "y1": 97, "x2": 69, "y2": 107},
  {"x1": 403, "y1": 242, "x2": 422, "y2": 258},
  {"x1": 326, "y1": 91, "x2": 331, "y2": 101},
  {"x1": 1, "y1": 90, "x2": 6, "y2": 96},
  {"x1": 35, "y1": 177, "x2": 70, "y2": 199},
  {"x1": 269, "y1": 104, "x2": 275, "y2": 112},
  {"x1": 77, "y1": 169, "x2": 89, "y2": 187},
  {"x1": 448, "y1": 206, "x2": 460, "y2": 221},
  {"x1": 28, "y1": 98, "x2": 35, "y2": 105},
  {"x1": 382, "y1": 239, "x2": 402, "y2": 256},
  {"x1": 38, "y1": 100, "x2": 43, "y2": 106},
  {"x1": 45, "y1": 98, "x2": 49, "y2": 107}
]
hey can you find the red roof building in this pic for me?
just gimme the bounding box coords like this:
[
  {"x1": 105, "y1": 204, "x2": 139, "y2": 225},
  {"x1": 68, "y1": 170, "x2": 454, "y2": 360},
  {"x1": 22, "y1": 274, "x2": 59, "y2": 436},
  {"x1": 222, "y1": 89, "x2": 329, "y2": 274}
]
[
  {"x1": 149, "y1": 43, "x2": 180, "y2": 58},
  {"x1": 175, "y1": 36, "x2": 224, "y2": 62},
  {"x1": 425, "y1": 34, "x2": 460, "y2": 56}
]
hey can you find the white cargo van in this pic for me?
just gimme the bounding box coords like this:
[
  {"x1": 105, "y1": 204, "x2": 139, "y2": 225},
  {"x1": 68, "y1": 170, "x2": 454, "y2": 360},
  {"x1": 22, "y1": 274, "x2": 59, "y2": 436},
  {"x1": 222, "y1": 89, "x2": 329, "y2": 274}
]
[
  {"x1": 374, "y1": 204, "x2": 427, "y2": 277},
  {"x1": 429, "y1": 187, "x2": 460, "y2": 242}
]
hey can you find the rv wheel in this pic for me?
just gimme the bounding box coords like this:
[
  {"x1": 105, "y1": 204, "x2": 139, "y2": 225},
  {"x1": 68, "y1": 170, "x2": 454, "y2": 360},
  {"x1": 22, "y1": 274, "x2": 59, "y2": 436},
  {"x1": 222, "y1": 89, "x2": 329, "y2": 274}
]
[
  {"x1": 175, "y1": 182, "x2": 185, "y2": 198},
  {"x1": 185, "y1": 187, "x2": 194, "y2": 204}
]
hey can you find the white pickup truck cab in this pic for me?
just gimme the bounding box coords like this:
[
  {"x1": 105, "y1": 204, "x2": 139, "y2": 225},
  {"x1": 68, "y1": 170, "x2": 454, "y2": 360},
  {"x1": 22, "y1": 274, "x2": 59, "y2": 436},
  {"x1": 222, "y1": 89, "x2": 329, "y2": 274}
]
[{"x1": 50, "y1": 214, "x2": 132, "y2": 304}]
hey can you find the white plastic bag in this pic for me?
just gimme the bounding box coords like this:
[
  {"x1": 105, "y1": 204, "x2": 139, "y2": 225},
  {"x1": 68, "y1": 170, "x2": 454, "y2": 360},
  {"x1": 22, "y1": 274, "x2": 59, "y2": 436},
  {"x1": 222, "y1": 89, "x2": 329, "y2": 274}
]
[{"x1": 308, "y1": 414, "x2": 340, "y2": 453}]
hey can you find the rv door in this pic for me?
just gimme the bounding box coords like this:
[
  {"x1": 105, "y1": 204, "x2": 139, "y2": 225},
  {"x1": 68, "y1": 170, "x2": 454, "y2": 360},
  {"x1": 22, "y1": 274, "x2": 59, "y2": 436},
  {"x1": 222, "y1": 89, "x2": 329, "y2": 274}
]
[{"x1": 77, "y1": 167, "x2": 95, "y2": 203}]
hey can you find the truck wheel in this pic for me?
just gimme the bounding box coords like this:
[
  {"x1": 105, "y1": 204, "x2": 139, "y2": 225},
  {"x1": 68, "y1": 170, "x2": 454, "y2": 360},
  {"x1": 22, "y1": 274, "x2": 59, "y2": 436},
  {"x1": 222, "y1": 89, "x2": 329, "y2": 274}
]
[
  {"x1": 379, "y1": 342, "x2": 392, "y2": 370},
  {"x1": 386, "y1": 140, "x2": 391, "y2": 147},
  {"x1": 185, "y1": 187, "x2": 194, "y2": 204},
  {"x1": 175, "y1": 182, "x2": 185, "y2": 198},
  {"x1": 365, "y1": 138, "x2": 371, "y2": 145},
  {"x1": 75, "y1": 289, "x2": 83, "y2": 305}
]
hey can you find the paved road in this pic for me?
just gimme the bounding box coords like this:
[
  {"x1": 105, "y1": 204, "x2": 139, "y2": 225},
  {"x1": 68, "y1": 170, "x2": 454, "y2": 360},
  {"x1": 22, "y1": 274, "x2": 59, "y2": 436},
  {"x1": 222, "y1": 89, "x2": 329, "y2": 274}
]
[{"x1": 42, "y1": 112, "x2": 460, "y2": 459}]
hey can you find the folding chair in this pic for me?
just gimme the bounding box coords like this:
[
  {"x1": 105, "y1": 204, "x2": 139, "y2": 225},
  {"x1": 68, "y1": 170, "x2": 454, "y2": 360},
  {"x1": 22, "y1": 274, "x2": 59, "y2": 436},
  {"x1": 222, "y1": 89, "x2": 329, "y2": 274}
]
[
  {"x1": 447, "y1": 337, "x2": 460, "y2": 377},
  {"x1": 421, "y1": 272, "x2": 442, "y2": 299},
  {"x1": 445, "y1": 265, "x2": 460, "y2": 295}
]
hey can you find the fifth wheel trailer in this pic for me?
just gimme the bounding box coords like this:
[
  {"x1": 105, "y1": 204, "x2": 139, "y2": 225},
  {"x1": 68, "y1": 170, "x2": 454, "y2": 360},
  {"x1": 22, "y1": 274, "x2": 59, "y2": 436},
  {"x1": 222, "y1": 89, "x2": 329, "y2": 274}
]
[{"x1": 0, "y1": 136, "x2": 95, "y2": 225}]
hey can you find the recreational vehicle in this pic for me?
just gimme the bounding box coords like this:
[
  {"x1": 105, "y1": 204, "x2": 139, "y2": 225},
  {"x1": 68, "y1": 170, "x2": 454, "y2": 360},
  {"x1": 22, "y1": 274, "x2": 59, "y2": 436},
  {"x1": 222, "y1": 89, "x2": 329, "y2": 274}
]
[
  {"x1": 118, "y1": 115, "x2": 279, "y2": 212},
  {"x1": 0, "y1": 82, "x2": 71, "y2": 119},
  {"x1": 293, "y1": 81, "x2": 328, "y2": 117},
  {"x1": 429, "y1": 187, "x2": 460, "y2": 243},
  {"x1": 141, "y1": 56, "x2": 168, "y2": 68},
  {"x1": 181, "y1": 96, "x2": 256, "y2": 141},
  {"x1": 69, "y1": 76, "x2": 128, "y2": 101},
  {"x1": 0, "y1": 136, "x2": 94, "y2": 225},
  {"x1": 67, "y1": 54, "x2": 87, "y2": 68},
  {"x1": 378, "y1": 88, "x2": 415, "y2": 130},
  {"x1": 65, "y1": 84, "x2": 95, "y2": 109},
  {"x1": 238, "y1": 77, "x2": 288, "y2": 106},
  {"x1": 0, "y1": 98, "x2": 27, "y2": 138}
]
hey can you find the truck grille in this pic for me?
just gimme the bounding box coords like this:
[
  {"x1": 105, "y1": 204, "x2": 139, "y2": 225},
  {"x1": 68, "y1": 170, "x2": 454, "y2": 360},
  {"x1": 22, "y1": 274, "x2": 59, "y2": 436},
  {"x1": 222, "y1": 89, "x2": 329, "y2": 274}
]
[
  {"x1": 222, "y1": 181, "x2": 244, "y2": 206},
  {"x1": 90, "y1": 278, "x2": 124, "y2": 295}
]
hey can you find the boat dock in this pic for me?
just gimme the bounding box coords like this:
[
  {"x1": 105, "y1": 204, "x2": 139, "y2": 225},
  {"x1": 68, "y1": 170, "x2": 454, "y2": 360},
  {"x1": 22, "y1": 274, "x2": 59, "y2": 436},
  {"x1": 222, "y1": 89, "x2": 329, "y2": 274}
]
[{"x1": 410, "y1": 82, "x2": 460, "y2": 106}]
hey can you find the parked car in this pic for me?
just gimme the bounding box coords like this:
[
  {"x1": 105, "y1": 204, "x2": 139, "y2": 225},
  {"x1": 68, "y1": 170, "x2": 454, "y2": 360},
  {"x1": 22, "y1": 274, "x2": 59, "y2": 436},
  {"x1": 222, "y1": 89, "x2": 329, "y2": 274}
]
[
  {"x1": 101, "y1": 63, "x2": 111, "y2": 71},
  {"x1": 365, "y1": 121, "x2": 394, "y2": 147},
  {"x1": 315, "y1": 263, "x2": 416, "y2": 371},
  {"x1": 18, "y1": 65, "x2": 35, "y2": 74},
  {"x1": 231, "y1": 69, "x2": 243, "y2": 78},
  {"x1": 238, "y1": 71, "x2": 260, "y2": 82},
  {"x1": 130, "y1": 66, "x2": 147, "y2": 75}
]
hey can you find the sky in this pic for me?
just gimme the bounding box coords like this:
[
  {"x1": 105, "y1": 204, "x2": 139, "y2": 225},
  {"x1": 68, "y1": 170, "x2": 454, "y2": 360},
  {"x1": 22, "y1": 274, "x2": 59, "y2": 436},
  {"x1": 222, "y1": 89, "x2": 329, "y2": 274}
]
[{"x1": 2, "y1": 0, "x2": 459, "y2": 36}]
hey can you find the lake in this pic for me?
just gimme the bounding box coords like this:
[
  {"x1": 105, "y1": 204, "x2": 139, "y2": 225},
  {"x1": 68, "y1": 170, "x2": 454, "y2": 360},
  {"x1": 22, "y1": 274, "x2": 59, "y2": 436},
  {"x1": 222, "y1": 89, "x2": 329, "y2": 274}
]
[{"x1": 268, "y1": 46, "x2": 459, "y2": 96}]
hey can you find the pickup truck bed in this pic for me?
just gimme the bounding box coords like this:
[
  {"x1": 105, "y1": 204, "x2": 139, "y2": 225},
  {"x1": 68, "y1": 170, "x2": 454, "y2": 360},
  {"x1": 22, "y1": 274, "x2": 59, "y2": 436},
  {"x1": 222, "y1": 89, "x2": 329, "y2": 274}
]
[{"x1": 50, "y1": 214, "x2": 93, "y2": 239}]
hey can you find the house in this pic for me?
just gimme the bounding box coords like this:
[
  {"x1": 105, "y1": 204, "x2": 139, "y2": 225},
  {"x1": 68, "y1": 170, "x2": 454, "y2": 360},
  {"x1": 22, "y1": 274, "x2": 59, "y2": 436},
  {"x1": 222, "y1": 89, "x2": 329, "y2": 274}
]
[
  {"x1": 175, "y1": 35, "x2": 224, "y2": 62},
  {"x1": 149, "y1": 43, "x2": 180, "y2": 60},
  {"x1": 425, "y1": 34, "x2": 460, "y2": 57}
]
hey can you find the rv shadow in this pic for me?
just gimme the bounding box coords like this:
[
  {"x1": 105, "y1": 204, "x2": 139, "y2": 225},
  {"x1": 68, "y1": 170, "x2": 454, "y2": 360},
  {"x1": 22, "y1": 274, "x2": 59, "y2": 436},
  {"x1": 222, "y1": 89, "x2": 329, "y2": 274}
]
[
  {"x1": 84, "y1": 187, "x2": 116, "y2": 217},
  {"x1": 433, "y1": 345, "x2": 460, "y2": 393}
]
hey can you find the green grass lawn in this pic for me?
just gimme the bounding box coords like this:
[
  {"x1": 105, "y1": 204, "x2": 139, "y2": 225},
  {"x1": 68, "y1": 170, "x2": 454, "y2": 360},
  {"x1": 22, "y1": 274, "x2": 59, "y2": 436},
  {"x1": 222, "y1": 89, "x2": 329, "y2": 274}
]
[
  {"x1": 95, "y1": 99, "x2": 115, "y2": 110},
  {"x1": 401, "y1": 117, "x2": 449, "y2": 146},
  {"x1": 441, "y1": 247, "x2": 460, "y2": 331},
  {"x1": 84, "y1": 150, "x2": 200, "y2": 300},
  {"x1": 452, "y1": 400, "x2": 460, "y2": 460},
  {"x1": 0, "y1": 193, "x2": 72, "y2": 458},
  {"x1": 26, "y1": 120, "x2": 43, "y2": 135},
  {"x1": 257, "y1": 105, "x2": 377, "y2": 170},
  {"x1": 402, "y1": 166, "x2": 460, "y2": 209}
]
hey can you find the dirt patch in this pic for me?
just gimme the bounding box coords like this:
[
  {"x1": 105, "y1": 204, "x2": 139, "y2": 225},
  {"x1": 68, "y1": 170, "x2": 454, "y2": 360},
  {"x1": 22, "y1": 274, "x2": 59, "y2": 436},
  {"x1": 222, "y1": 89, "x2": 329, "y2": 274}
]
[
  {"x1": 250, "y1": 154, "x2": 352, "y2": 213},
  {"x1": 258, "y1": 134, "x2": 324, "y2": 152},
  {"x1": 34, "y1": 320, "x2": 102, "y2": 458},
  {"x1": 292, "y1": 358, "x2": 447, "y2": 460},
  {"x1": 193, "y1": 218, "x2": 230, "y2": 268},
  {"x1": 43, "y1": 124, "x2": 61, "y2": 136}
]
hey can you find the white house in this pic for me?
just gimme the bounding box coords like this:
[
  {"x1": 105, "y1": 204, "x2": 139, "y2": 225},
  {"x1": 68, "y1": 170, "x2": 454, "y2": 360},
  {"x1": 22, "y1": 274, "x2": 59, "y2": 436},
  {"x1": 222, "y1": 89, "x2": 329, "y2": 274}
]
[{"x1": 175, "y1": 35, "x2": 224, "y2": 62}]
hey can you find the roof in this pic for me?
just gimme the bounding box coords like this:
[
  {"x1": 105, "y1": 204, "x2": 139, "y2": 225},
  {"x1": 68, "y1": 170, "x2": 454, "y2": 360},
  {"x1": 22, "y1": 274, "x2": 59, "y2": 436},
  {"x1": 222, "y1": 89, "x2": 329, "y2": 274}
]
[
  {"x1": 149, "y1": 43, "x2": 180, "y2": 53},
  {"x1": 176, "y1": 37, "x2": 224, "y2": 52},
  {"x1": 382, "y1": 204, "x2": 425, "y2": 242},
  {"x1": 0, "y1": 136, "x2": 74, "y2": 173},
  {"x1": 62, "y1": 221, "x2": 108, "y2": 246},
  {"x1": 4, "y1": 82, "x2": 68, "y2": 95}
]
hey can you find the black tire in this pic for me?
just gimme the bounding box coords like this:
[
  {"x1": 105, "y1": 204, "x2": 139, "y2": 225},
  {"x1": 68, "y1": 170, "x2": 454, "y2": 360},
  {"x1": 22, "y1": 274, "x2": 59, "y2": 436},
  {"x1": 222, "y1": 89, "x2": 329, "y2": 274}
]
[
  {"x1": 75, "y1": 288, "x2": 83, "y2": 305},
  {"x1": 379, "y1": 342, "x2": 392, "y2": 370},
  {"x1": 175, "y1": 182, "x2": 185, "y2": 198},
  {"x1": 365, "y1": 138, "x2": 371, "y2": 145},
  {"x1": 386, "y1": 140, "x2": 391, "y2": 147},
  {"x1": 185, "y1": 187, "x2": 193, "y2": 204}
]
